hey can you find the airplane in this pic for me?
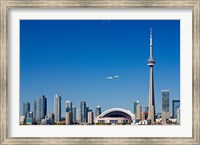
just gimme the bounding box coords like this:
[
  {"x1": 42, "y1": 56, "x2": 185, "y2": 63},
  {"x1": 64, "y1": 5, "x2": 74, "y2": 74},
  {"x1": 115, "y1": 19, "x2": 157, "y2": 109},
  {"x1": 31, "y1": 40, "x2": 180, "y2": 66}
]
[{"x1": 106, "y1": 76, "x2": 119, "y2": 80}]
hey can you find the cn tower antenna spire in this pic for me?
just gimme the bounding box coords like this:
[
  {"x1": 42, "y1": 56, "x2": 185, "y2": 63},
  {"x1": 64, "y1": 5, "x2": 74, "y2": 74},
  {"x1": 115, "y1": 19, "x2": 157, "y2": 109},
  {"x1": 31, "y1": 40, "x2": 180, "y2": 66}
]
[
  {"x1": 149, "y1": 27, "x2": 153, "y2": 59},
  {"x1": 150, "y1": 27, "x2": 152, "y2": 46}
]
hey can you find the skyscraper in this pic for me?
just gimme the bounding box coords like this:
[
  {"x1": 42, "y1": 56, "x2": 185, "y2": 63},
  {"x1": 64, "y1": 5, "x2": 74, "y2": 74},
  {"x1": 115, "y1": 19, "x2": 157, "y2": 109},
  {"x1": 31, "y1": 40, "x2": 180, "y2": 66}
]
[
  {"x1": 95, "y1": 106, "x2": 101, "y2": 117},
  {"x1": 136, "y1": 101, "x2": 141, "y2": 120},
  {"x1": 25, "y1": 111, "x2": 33, "y2": 125},
  {"x1": 54, "y1": 94, "x2": 61, "y2": 123},
  {"x1": 23, "y1": 101, "x2": 30, "y2": 118},
  {"x1": 86, "y1": 106, "x2": 89, "y2": 123},
  {"x1": 162, "y1": 90, "x2": 170, "y2": 119},
  {"x1": 33, "y1": 100, "x2": 37, "y2": 123},
  {"x1": 148, "y1": 28, "x2": 156, "y2": 124},
  {"x1": 66, "y1": 100, "x2": 72, "y2": 112},
  {"x1": 88, "y1": 110, "x2": 94, "y2": 125},
  {"x1": 76, "y1": 108, "x2": 80, "y2": 123},
  {"x1": 133, "y1": 102, "x2": 137, "y2": 114},
  {"x1": 36, "y1": 95, "x2": 47, "y2": 123},
  {"x1": 162, "y1": 90, "x2": 170, "y2": 112},
  {"x1": 35, "y1": 101, "x2": 39, "y2": 123},
  {"x1": 80, "y1": 101, "x2": 86, "y2": 123},
  {"x1": 66, "y1": 112, "x2": 72, "y2": 125},
  {"x1": 65, "y1": 100, "x2": 73, "y2": 124},
  {"x1": 172, "y1": 100, "x2": 180, "y2": 119},
  {"x1": 27, "y1": 111, "x2": 33, "y2": 118},
  {"x1": 72, "y1": 106, "x2": 76, "y2": 123}
]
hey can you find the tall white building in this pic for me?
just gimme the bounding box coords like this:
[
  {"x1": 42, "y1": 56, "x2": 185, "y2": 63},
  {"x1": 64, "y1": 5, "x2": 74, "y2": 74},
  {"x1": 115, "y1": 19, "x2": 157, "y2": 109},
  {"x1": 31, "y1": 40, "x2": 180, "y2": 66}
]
[{"x1": 54, "y1": 94, "x2": 61, "y2": 123}]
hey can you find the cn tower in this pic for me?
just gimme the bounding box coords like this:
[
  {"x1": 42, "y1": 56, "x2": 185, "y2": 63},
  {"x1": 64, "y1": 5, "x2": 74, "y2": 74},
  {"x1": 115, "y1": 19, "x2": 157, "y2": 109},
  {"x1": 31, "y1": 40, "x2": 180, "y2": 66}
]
[{"x1": 148, "y1": 28, "x2": 155, "y2": 124}]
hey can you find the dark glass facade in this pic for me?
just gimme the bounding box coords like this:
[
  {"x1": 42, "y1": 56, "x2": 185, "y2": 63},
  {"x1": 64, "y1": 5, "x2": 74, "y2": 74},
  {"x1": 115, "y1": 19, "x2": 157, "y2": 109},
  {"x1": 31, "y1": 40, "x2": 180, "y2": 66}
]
[
  {"x1": 133, "y1": 102, "x2": 137, "y2": 114},
  {"x1": 80, "y1": 101, "x2": 86, "y2": 123},
  {"x1": 162, "y1": 90, "x2": 170, "y2": 112},
  {"x1": 36, "y1": 95, "x2": 47, "y2": 123},
  {"x1": 23, "y1": 101, "x2": 30, "y2": 117}
]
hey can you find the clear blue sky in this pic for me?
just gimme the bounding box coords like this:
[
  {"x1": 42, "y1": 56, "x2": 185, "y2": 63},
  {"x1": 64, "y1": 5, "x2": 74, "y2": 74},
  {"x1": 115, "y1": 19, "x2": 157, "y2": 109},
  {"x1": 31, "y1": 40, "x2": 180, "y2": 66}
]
[{"x1": 20, "y1": 20, "x2": 180, "y2": 117}]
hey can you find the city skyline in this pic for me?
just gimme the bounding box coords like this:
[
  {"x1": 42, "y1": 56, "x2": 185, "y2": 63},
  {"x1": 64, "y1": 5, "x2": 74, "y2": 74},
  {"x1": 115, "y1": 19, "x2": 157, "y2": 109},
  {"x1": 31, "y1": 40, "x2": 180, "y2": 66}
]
[{"x1": 20, "y1": 20, "x2": 180, "y2": 117}]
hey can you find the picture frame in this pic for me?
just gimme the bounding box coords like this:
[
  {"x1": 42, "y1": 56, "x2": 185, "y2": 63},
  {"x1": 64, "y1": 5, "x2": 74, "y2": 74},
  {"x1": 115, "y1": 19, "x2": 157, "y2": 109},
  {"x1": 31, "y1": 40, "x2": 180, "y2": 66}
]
[{"x1": 0, "y1": 0, "x2": 199, "y2": 145}]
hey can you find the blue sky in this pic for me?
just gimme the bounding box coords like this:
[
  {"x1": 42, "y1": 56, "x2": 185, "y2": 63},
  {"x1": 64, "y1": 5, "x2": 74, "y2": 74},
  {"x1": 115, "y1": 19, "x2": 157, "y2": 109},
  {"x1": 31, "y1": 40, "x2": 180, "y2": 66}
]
[{"x1": 20, "y1": 20, "x2": 180, "y2": 117}]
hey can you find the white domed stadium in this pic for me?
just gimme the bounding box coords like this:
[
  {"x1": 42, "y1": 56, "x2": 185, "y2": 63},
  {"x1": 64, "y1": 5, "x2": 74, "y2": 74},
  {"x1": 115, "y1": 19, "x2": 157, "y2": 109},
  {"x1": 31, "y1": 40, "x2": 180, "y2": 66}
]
[{"x1": 94, "y1": 108, "x2": 135, "y2": 125}]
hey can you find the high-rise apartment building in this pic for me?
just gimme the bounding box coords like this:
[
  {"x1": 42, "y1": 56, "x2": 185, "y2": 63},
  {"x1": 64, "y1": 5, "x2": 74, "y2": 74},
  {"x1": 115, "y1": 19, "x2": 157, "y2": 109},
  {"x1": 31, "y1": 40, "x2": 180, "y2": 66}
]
[
  {"x1": 95, "y1": 106, "x2": 101, "y2": 117},
  {"x1": 36, "y1": 95, "x2": 47, "y2": 123},
  {"x1": 33, "y1": 100, "x2": 37, "y2": 123},
  {"x1": 86, "y1": 106, "x2": 89, "y2": 123},
  {"x1": 66, "y1": 112, "x2": 71, "y2": 125},
  {"x1": 133, "y1": 102, "x2": 137, "y2": 114},
  {"x1": 162, "y1": 90, "x2": 170, "y2": 112},
  {"x1": 65, "y1": 112, "x2": 72, "y2": 125},
  {"x1": 136, "y1": 101, "x2": 141, "y2": 120},
  {"x1": 162, "y1": 90, "x2": 170, "y2": 119},
  {"x1": 80, "y1": 101, "x2": 86, "y2": 123},
  {"x1": 76, "y1": 108, "x2": 80, "y2": 123},
  {"x1": 23, "y1": 101, "x2": 30, "y2": 117},
  {"x1": 54, "y1": 94, "x2": 61, "y2": 123},
  {"x1": 72, "y1": 106, "x2": 76, "y2": 123},
  {"x1": 66, "y1": 100, "x2": 72, "y2": 112},
  {"x1": 88, "y1": 111, "x2": 94, "y2": 125}
]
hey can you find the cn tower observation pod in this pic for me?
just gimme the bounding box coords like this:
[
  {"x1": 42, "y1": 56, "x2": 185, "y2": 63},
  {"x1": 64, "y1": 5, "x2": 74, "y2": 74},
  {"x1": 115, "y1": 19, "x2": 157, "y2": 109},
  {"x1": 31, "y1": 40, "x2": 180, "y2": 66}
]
[{"x1": 94, "y1": 108, "x2": 135, "y2": 125}]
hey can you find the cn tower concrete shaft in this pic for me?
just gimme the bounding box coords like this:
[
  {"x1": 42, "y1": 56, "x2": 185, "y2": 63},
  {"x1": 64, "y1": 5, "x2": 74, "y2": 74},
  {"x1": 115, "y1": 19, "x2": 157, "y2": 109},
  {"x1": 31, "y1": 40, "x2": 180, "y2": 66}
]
[{"x1": 148, "y1": 28, "x2": 155, "y2": 124}]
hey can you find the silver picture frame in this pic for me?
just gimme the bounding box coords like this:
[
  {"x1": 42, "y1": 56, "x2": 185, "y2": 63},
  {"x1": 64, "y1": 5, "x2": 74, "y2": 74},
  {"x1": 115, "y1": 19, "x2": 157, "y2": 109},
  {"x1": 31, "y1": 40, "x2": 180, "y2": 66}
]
[{"x1": 0, "y1": 0, "x2": 199, "y2": 144}]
